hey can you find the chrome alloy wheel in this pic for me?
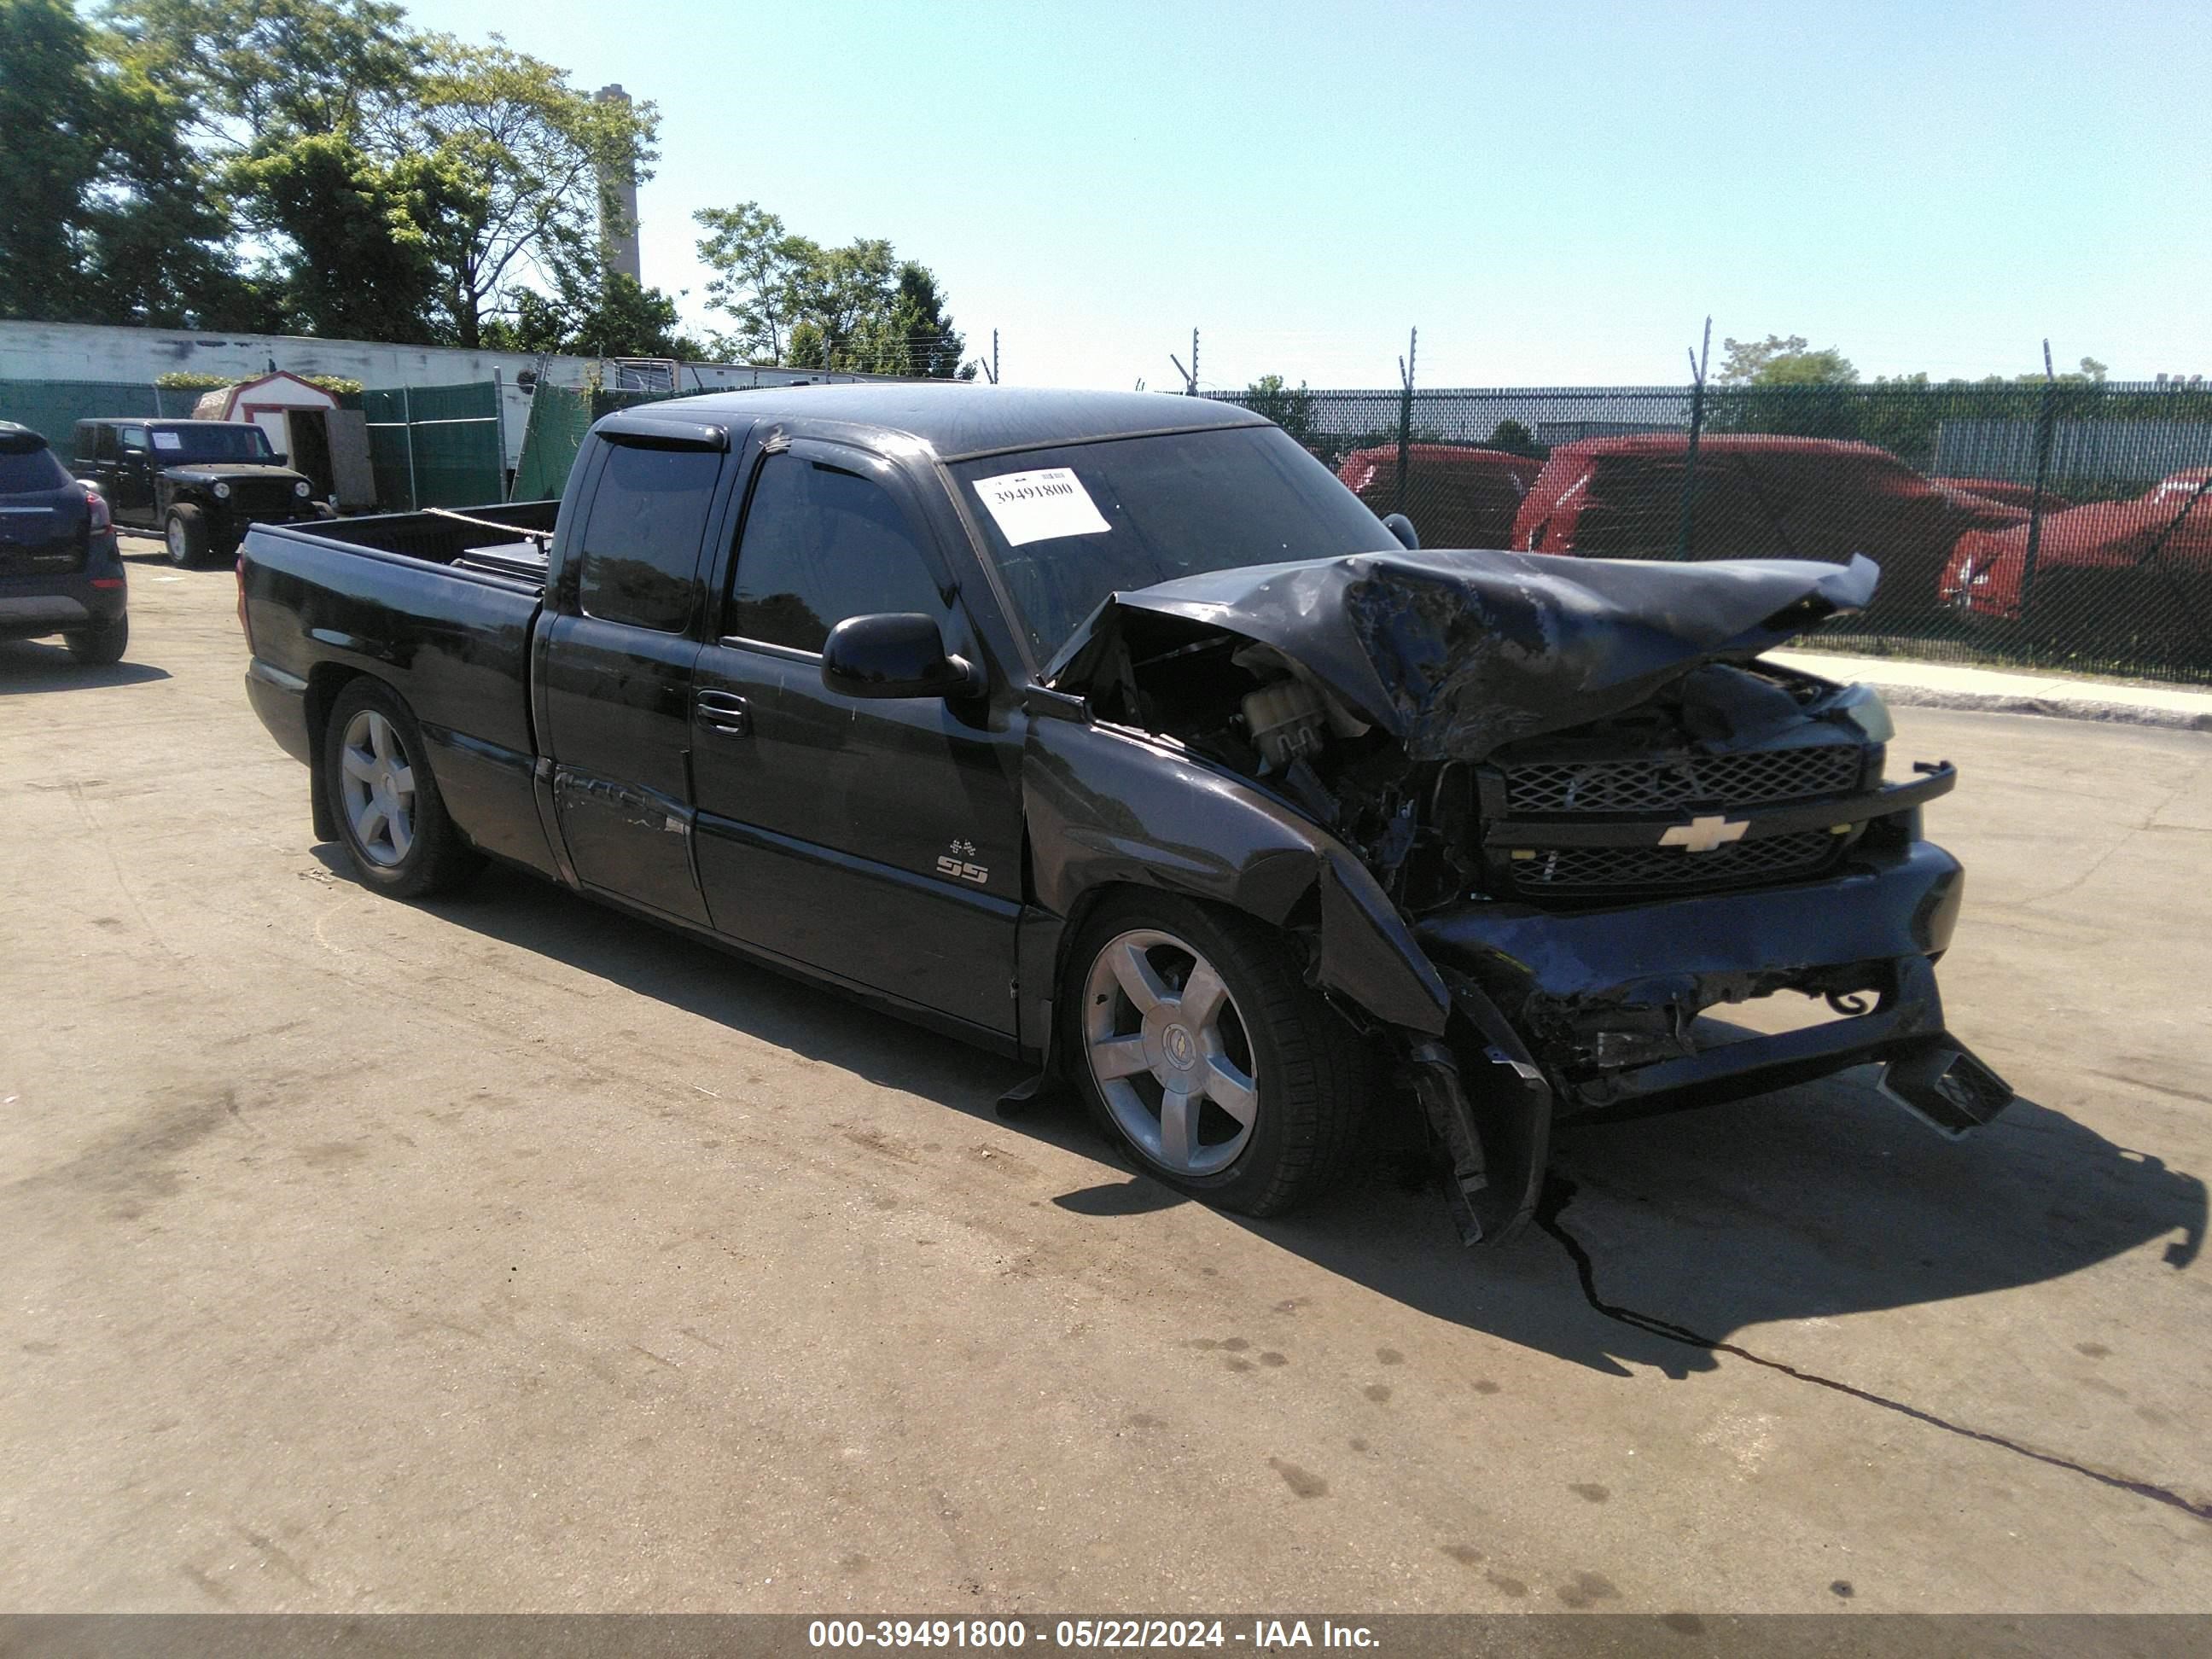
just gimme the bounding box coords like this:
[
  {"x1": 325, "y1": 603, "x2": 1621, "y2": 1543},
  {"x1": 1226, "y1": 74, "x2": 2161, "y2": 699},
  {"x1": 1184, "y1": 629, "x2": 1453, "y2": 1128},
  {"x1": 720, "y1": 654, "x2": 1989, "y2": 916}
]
[
  {"x1": 338, "y1": 707, "x2": 416, "y2": 867},
  {"x1": 1082, "y1": 928, "x2": 1260, "y2": 1177}
]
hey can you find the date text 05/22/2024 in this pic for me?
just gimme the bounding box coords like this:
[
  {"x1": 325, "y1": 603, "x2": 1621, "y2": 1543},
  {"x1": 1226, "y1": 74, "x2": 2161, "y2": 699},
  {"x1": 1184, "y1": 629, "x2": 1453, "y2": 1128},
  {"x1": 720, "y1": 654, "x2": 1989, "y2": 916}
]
[{"x1": 806, "y1": 1620, "x2": 1380, "y2": 1650}]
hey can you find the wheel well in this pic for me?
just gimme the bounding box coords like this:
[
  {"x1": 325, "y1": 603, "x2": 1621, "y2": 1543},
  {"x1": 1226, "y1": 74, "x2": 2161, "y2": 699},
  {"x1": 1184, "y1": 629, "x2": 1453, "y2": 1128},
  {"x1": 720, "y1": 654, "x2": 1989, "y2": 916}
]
[{"x1": 303, "y1": 664, "x2": 366, "y2": 842}]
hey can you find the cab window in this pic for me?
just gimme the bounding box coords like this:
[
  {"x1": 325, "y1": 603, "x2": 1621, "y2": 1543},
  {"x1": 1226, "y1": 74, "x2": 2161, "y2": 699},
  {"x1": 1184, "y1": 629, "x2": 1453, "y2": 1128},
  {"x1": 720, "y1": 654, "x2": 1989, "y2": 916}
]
[
  {"x1": 725, "y1": 453, "x2": 944, "y2": 653},
  {"x1": 573, "y1": 439, "x2": 722, "y2": 633}
]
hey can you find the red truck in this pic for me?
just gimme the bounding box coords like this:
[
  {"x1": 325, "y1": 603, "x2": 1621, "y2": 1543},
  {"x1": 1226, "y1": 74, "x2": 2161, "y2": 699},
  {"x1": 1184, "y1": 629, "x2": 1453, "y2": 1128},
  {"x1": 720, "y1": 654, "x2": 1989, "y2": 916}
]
[
  {"x1": 1508, "y1": 435, "x2": 2028, "y2": 615},
  {"x1": 1336, "y1": 444, "x2": 1541, "y2": 550}
]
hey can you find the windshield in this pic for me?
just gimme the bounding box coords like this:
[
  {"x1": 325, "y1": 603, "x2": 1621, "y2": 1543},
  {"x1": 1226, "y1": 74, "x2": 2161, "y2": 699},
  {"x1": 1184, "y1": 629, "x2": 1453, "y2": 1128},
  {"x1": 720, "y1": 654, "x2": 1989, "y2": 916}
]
[
  {"x1": 949, "y1": 425, "x2": 1390, "y2": 658},
  {"x1": 151, "y1": 425, "x2": 275, "y2": 463}
]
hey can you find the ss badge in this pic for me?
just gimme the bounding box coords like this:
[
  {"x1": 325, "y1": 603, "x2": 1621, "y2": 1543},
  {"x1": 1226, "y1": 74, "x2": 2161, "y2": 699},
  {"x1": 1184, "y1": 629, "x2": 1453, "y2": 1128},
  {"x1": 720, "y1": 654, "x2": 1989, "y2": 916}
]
[{"x1": 936, "y1": 855, "x2": 989, "y2": 885}]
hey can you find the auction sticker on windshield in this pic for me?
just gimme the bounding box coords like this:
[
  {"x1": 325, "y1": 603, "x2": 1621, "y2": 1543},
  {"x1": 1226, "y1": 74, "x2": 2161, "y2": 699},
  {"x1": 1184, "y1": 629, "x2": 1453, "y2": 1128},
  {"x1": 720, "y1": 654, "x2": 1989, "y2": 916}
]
[
  {"x1": 151, "y1": 431, "x2": 183, "y2": 451},
  {"x1": 971, "y1": 468, "x2": 1111, "y2": 546}
]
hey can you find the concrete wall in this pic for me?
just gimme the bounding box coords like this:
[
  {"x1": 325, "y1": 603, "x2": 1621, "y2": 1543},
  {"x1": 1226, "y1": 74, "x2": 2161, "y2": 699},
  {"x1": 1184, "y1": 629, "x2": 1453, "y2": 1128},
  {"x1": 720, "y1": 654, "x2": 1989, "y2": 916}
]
[{"x1": 0, "y1": 320, "x2": 905, "y2": 459}]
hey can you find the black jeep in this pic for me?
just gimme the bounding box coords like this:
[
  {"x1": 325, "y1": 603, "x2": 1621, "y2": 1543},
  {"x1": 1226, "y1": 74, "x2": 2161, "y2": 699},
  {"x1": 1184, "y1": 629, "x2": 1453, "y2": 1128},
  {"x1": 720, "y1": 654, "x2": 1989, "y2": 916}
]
[{"x1": 73, "y1": 418, "x2": 330, "y2": 568}]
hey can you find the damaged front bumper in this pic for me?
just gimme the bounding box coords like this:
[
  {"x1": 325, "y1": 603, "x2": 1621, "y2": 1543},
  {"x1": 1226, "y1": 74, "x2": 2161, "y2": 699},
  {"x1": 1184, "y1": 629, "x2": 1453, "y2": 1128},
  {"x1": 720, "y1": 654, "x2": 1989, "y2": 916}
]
[{"x1": 1404, "y1": 840, "x2": 2016, "y2": 1245}]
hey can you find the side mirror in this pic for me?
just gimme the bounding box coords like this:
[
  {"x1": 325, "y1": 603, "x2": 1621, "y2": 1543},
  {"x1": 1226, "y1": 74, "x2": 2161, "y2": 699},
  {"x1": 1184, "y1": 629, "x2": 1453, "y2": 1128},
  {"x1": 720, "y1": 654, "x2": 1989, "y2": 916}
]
[
  {"x1": 822, "y1": 613, "x2": 983, "y2": 701},
  {"x1": 269, "y1": 451, "x2": 288, "y2": 466},
  {"x1": 1382, "y1": 512, "x2": 1420, "y2": 550}
]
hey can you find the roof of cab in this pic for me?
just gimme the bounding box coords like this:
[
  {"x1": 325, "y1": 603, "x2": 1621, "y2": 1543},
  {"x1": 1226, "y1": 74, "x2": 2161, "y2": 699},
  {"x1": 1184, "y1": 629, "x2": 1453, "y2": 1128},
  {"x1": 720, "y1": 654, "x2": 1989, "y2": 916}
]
[{"x1": 603, "y1": 383, "x2": 1268, "y2": 462}]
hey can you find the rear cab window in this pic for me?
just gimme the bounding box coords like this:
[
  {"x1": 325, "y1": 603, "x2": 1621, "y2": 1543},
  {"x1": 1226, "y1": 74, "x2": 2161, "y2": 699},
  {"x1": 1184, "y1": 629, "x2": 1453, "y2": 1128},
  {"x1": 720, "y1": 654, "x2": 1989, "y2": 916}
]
[{"x1": 573, "y1": 439, "x2": 723, "y2": 633}]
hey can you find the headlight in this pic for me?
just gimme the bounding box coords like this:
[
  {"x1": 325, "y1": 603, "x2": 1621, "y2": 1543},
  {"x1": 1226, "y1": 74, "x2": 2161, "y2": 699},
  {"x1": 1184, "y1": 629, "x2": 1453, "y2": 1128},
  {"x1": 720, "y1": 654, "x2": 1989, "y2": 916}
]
[
  {"x1": 1831, "y1": 682, "x2": 1895, "y2": 745},
  {"x1": 212, "y1": 480, "x2": 231, "y2": 499},
  {"x1": 294, "y1": 480, "x2": 311, "y2": 498}
]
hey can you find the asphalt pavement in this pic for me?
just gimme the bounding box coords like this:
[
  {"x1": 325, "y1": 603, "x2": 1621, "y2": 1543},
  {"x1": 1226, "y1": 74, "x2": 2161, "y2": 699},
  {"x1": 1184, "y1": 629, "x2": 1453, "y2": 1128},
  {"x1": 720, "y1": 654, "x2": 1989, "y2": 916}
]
[{"x1": 2, "y1": 542, "x2": 2208, "y2": 1615}]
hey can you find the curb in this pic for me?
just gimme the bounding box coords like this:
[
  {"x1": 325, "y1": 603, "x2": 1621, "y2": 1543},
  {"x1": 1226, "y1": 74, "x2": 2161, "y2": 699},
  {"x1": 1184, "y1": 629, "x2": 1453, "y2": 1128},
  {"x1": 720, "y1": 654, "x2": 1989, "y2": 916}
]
[{"x1": 1860, "y1": 684, "x2": 2212, "y2": 734}]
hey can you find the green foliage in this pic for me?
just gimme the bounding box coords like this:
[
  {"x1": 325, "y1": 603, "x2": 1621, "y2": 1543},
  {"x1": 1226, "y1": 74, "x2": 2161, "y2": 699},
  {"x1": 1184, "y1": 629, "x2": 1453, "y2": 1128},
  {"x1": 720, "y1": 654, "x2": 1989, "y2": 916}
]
[
  {"x1": 403, "y1": 36, "x2": 659, "y2": 346},
  {"x1": 1486, "y1": 417, "x2": 1545, "y2": 457},
  {"x1": 1243, "y1": 375, "x2": 1316, "y2": 443},
  {"x1": 483, "y1": 269, "x2": 701, "y2": 360},
  {"x1": 0, "y1": 0, "x2": 257, "y2": 326},
  {"x1": 227, "y1": 133, "x2": 459, "y2": 343},
  {"x1": 6, "y1": 2, "x2": 662, "y2": 348},
  {"x1": 695, "y1": 201, "x2": 970, "y2": 378},
  {"x1": 1717, "y1": 334, "x2": 1859, "y2": 387}
]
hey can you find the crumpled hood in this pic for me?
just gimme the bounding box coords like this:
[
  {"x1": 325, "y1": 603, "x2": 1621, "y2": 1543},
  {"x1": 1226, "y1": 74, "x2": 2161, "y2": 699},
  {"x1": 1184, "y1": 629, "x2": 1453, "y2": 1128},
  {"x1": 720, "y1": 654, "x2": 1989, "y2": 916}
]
[{"x1": 1045, "y1": 548, "x2": 1879, "y2": 762}]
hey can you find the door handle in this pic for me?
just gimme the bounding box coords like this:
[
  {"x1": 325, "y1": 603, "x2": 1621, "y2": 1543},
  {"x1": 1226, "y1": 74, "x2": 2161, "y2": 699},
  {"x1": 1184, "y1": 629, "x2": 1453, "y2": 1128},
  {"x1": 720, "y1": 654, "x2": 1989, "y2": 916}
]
[{"x1": 694, "y1": 690, "x2": 752, "y2": 738}]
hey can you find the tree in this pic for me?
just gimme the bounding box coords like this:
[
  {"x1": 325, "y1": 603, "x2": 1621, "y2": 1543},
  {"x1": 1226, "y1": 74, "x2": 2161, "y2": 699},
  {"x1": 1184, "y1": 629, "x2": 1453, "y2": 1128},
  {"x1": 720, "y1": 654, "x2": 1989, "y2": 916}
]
[
  {"x1": 1486, "y1": 417, "x2": 1545, "y2": 457},
  {"x1": 107, "y1": 0, "x2": 420, "y2": 146},
  {"x1": 484, "y1": 265, "x2": 699, "y2": 360},
  {"x1": 226, "y1": 134, "x2": 458, "y2": 341},
  {"x1": 1243, "y1": 375, "x2": 1316, "y2": 443},
  {"x1": 694, "y1": 201, "x2": 806, "y2": 363},
  {"x1": 103, "y1": 5, "x2": 657, "y2": 347},
  {"x1": 399, "y1": 37, "x2": 658, "y2": 348},
  {"x1": 694, "y1": 202, "x2": 971, "y2": 376},
  {"x1": 106, "y1": 0, "x2": 445, "y2": 335},
  {"x1": 0, "y1": 0, "x2": 108, "y2": 318},
  {"x1": 1, "y1": 0, "x2": 254, "y2": 326},
  {"x1": 1716, "y1": 333, "x2": 1859, "y2": 387}
]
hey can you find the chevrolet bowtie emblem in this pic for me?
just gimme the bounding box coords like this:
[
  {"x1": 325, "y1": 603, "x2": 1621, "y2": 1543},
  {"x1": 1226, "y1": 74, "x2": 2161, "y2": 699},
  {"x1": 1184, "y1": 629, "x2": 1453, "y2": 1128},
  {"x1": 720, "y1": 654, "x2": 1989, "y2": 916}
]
[{"x1": 1659, "y1": 814, "x2": 1749, "y2": 853}]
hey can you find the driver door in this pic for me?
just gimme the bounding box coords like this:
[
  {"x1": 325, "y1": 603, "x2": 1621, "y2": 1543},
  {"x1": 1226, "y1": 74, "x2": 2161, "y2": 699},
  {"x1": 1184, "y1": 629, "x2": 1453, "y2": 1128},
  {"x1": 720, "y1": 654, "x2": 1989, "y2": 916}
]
[{"x1": 690, "y1": 442, "x2": 1024, "y2": 1036}]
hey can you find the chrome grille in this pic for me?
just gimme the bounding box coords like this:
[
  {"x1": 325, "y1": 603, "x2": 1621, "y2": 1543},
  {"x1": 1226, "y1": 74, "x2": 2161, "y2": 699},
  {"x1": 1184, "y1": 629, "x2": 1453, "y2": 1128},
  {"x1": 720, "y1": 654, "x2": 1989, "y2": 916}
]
[
  {"x1": 1504, "y1": 743, "x2": 1862, "y2": 815},
  {"x1": 1512, "y1": 830, "x2": 1844, "y2": 894}
]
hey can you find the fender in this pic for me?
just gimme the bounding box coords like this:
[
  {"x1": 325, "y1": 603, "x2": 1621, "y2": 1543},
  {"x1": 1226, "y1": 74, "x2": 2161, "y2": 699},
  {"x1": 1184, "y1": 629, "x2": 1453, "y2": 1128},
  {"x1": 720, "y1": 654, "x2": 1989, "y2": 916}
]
[{"x1": 1021, "y1": 714, "x2": 1450, "y2": 1036}]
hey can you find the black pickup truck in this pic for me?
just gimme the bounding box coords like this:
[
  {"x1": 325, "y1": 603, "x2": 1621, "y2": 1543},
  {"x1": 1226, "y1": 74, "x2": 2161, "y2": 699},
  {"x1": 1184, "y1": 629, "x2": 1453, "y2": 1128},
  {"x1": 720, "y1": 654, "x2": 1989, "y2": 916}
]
[{"x1": 239, "y1": 386, "x2": 2013, "y2": 1243}]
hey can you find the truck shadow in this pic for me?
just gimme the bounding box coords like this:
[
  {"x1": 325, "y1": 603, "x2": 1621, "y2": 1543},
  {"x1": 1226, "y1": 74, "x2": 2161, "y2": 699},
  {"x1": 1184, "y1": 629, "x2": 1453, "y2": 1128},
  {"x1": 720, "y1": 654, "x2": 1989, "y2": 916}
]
[
  {"x1": 416, "y1": 860, "x2": 2204, "y2": 1382},
  {"x1": 1224, "y1": 1075, "x2": 2207, "y2": 1378},
  {"x1": 0, "y1": 638, "x2": 171, "y2": 693}
]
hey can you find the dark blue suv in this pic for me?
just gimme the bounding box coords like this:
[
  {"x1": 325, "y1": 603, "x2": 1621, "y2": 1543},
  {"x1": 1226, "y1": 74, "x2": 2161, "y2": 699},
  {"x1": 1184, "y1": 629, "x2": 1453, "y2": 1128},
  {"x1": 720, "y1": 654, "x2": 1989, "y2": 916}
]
[{"x1": 0, "y1": 421, "x2": 128, "y2": 665}]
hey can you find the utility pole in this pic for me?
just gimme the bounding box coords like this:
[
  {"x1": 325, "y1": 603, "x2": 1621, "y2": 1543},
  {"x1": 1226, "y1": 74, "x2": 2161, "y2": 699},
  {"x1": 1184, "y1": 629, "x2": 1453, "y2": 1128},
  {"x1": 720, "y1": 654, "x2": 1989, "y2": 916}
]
[
  {"x1": 1190, "y1": 329, "x2": 1200, "y2": 396},
  {"x1": 992, "y1": 329, "x2": 999, "y2": 387},
  {"x1": 1674, "y1": 315, "x2": 1713, "y2": 560},
  {"x1": 2020, "y1": 338, "x2": 2058, "y2": 613},
  {"x1": 1394, "y1": 326, "x2": 1417, "y2": 516}
]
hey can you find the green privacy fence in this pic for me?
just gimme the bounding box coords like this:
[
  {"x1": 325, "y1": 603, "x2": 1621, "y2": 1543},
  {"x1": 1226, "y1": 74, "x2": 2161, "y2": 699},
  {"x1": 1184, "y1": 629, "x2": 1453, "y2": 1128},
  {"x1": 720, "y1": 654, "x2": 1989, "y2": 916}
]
[
  {"x1": 359, "y1": 381, "x2": 504, "y2": 511},
  {"x1": 509, "y1": 384, "x2": 677, "y2": 504},
  {"x1": 0, "y1": 378, "x2": 206, "y2": 441},
  {"x1": 1211, "y1": 379, "x2": 2212, "y2": 683}
]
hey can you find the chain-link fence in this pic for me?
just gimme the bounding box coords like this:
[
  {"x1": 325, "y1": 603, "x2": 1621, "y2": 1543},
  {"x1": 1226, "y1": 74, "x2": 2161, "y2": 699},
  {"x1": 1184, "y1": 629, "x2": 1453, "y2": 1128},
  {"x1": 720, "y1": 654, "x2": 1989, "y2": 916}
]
[{"x1": 1211, "y1": 381, "x2": 2212, "y2": 683}]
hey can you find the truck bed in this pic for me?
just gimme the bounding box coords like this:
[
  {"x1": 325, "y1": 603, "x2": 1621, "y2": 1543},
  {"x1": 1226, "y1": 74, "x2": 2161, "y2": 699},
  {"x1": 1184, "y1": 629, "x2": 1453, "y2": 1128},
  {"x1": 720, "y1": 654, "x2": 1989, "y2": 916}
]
[
  {"x1": 280, "y1": 498, "x2": 561, "y2": 590},
  {"x1": 239, "y1": 499, "x2": 562, "y2": 880}
]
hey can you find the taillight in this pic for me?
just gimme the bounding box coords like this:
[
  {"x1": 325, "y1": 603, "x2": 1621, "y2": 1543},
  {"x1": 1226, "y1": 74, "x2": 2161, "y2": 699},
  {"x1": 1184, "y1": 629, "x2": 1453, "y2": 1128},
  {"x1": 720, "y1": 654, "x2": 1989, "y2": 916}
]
[
  {"x1": 236, "y1": 554, "x2": 251, "y2": 640},
  {"x1": 84, "y1": 487, "x2": 111, "y2": 533}
]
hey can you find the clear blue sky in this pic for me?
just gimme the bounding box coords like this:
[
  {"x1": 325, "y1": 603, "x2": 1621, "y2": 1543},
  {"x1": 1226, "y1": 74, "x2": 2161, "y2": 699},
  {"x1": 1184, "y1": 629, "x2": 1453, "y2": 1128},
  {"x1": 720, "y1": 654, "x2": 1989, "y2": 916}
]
[{"x1": 399, "y1": 0, "x2": 2209, "y2": 390}]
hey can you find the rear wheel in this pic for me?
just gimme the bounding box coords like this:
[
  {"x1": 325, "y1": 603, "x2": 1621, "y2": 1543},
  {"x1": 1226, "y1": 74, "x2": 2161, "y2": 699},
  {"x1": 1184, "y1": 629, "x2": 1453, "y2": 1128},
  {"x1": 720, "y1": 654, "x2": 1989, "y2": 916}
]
[
  {"x1": 321, "y1": 679, "x2": 480, "y2": 899},
  {"x1": 64, "y1": 614, "x2": 128, "y2": 666},
  {"x1": 164, "y1": 504, "x2": 207, "y2": 568},
  {"x1": 1062, "y1": 893, "x2": 1371, "y2": 1216}
]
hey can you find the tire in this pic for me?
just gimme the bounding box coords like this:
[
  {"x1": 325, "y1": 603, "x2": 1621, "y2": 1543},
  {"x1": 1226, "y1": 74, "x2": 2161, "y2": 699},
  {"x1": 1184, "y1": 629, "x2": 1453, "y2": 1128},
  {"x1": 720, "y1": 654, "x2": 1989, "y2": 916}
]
[
  {"x1": 321, "y1": 678, "x2": 482, "y2": 899},
  {"x1": 1061, "y1": 891, "x2": 1371, "y2": 1217},
  {"x1": 164, "y1": 504, "x2": 208, "y2": 568},
  {"x1": 64, "y1": 614, "x2": 129, "y2": 666}
]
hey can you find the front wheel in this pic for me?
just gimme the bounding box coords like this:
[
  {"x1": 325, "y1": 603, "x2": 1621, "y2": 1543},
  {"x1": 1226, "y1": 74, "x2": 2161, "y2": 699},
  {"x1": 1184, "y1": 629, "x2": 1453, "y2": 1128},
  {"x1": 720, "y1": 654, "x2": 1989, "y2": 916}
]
[
  {"x1": 321, "y1": 679, "x2": 481, "y2": 899},
  {"x1": 1062, "y1": 894, "x2": 1371, "y2": 1216},
  {"x1": 165, "y1": 504, "x2": 208, "y2": 568},
  {"x1": 64, "y1": 614, "x2": 129, "y2": 665}
]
